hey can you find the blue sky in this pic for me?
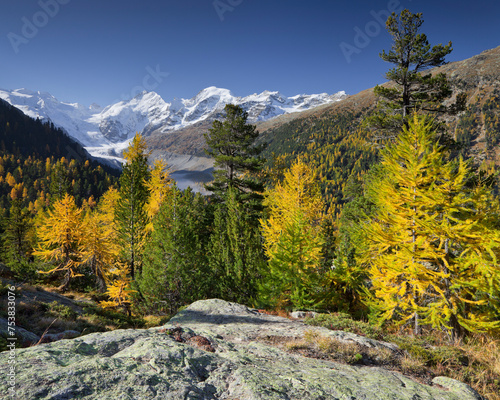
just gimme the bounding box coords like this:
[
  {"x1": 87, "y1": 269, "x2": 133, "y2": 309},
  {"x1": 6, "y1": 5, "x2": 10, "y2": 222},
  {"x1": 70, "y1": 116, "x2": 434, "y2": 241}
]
[{"x1": 1, "y1": 0, "x2": 499, "y2": 106}]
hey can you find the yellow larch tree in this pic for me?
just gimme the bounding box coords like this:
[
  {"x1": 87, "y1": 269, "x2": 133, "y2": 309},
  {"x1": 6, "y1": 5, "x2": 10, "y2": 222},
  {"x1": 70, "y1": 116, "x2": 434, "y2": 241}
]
[
  {"x1": 145, "y1": 159, "x2": 173, "y2": 233},
  {"x1": 79, "y1": 189, "x2": 122, "y2": 292},
  {"x1": 260, "y1": 158, "x2": 326, "y2": 308},
  {"x1": 90, "y1": 187, "x2": 138, "y2": 310},
  {"x1": 123, "y1": 132, "x2": 151, "y2": 162},
  {"x1": 100, "y1": 266, "x2": 136, "y2": 316},
  {"x1": 33, "y1": 194, "x2": 84, "y2": 291},
  {"x1": 362, "y1": 114, "x2": 500, "y2": 339}
]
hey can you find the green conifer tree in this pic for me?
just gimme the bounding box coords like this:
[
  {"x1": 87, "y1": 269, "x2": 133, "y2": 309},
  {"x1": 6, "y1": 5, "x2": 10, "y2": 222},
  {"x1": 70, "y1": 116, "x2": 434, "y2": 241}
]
[
  {"x1": 138, "y1": 187, "x2": 211, "y2": 314},
  {"x1": 115, "y1": 133, "x2": 151, "y2": 279},
  {"x1": 204, "y1": 104, "x2": 266, "y2": 218},
  {"x1": 207, "y1": 187, "x2": 265, "y2": 304},
  {"x1": 2, "y1": 199, "x2": 33, "y2": 275},
  {"x1": 365, "y1": 9, "x2": 464, "y2": 142}
]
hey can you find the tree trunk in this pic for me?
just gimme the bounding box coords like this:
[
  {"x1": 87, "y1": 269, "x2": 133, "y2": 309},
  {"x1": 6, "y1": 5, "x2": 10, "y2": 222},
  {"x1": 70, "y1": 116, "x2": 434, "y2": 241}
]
[{"x1": 58, "y1": 269, "x2": 71, "y2": 292}]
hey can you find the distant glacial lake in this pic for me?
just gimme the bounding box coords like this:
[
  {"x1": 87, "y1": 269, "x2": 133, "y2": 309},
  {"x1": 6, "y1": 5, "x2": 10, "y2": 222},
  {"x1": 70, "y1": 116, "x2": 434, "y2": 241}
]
[{"x1": 170, "y1": 168, "x2": 213, "y2": 193}]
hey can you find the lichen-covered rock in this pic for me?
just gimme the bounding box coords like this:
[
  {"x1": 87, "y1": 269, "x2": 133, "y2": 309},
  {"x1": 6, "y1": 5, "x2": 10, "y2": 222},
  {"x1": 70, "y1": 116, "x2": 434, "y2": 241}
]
[
  {"x1": 0, "y1": 299, "x2": 484, "y2": 399},
  {"x1": 290, "y1": 311, "x2": 317, "y2": 319},
  {"x1": 170, "y1": 299, "x2": 400, "y2": 352}
]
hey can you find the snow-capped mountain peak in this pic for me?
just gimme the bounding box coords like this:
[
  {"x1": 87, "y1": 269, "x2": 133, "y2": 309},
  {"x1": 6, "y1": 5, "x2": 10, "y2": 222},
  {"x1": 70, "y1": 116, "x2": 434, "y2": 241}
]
[{"x1": 0, "y1": 86, "x2": 348, "y2": 163}]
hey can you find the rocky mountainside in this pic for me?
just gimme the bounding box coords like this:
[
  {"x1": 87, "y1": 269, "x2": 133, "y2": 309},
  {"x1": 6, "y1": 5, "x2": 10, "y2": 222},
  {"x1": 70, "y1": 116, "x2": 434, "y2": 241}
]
[
  {"x1": 261, "y1": 45, "x2": 500, "y2": 158},
  {"x1": 0, "y1": 299, "x2": 484, "y2": 399},
  {"x1": 0, "y1": 87, "x2": 347, "y2": 168}
]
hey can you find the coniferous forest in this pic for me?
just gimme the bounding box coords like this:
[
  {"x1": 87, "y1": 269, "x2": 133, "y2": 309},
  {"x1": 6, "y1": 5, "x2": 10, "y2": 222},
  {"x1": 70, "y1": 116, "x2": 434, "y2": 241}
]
[{"x1": 1, "y1": 9, "x2": 500, "y2": 399}]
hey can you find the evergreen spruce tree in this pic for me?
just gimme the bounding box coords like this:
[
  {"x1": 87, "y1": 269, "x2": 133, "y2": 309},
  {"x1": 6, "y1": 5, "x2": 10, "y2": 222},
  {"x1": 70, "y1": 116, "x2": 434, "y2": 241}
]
[
  {"x1": 2, "y1": 199, "x2": 33, "y2": 275},
  {"x1": 138, "y1": 187, "x2": 211, "y2": 314},
  {"x1": 204, "y1": 104, "x2": 266, "y2": 218},
  {"x1": 207, "y1": 187, "x2": 265, "y2": 304},
  {"x1": 49, "y1": 158, "x2": 71, "y2": 201},
  {"x1": 330, "y1": 169, "x2": 381, "y2": 314},
  {"x1": 115, "y1": 133, "x2": 151, "y2": 279}
]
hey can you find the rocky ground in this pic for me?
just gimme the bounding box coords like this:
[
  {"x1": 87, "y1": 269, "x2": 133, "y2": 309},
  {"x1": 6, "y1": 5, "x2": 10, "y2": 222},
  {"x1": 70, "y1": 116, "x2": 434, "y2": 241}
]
[{"x1": 0, "y1": 299, "x2": 485, "y2": 399}]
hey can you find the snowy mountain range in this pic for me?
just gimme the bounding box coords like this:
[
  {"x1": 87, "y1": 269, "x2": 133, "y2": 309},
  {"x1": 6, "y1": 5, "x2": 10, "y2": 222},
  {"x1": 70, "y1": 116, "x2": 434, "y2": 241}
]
[{"x1": 0, "y1": 87, "x2": 347, "y2": 165}]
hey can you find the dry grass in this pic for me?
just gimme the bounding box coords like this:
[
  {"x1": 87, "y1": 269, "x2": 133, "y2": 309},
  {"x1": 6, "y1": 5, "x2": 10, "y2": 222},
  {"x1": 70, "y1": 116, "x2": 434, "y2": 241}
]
[
  {"x1": 143, "y1": 315, "x2": 171, "y2": 328},
  {"x1": 456, "y1": 335, "x2": 500, "y2": 400},
  {"x1": 281, "y1": 330, "x2": 410, "y2": 370},
  {"x1": 400, "y1": 355, "x2": 426, "y2": 375},
  {"x1": 0, "y1": 282, "x2": 146, "y2": 344},
  {"x1": 19, "y1": 284, "x2": 42, "y2": 293},
  {"x1": 366, "y1": 346, "x2": 395, "y2": 366},
  {"x1": 257, "y1": 308, "x2": 290, "y2": 318},
  {"x1": 386, "y1": 330, "x2": 500, "y2": 400},
  {"x1": 36, "y1": 316, "x2": 78, "y2": 332},
  {"x1": 304, "y1": 313, "x2": 500, "y2": 398}
]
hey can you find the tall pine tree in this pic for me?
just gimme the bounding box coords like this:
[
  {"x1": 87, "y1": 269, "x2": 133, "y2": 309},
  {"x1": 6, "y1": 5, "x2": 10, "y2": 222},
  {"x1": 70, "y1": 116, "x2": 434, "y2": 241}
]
[{"x1": 365, "y1": 9, "x2": 464, "y2": 142}]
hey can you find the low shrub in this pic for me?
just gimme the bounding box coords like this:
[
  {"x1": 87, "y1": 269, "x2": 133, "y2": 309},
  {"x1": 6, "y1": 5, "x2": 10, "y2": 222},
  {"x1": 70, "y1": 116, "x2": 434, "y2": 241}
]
[
  {"x1": 82, "y1": 304, "x2": 145, "y2": 330},
  {"x1": 303, "y1": 313, "x2": 500, "y2": 399},
  {"x1": 47, "y1": 301, "x2": 78, "y2": 320},
  {"x1": 305, "y1": 312, "x2": 384, "y2": 339}
]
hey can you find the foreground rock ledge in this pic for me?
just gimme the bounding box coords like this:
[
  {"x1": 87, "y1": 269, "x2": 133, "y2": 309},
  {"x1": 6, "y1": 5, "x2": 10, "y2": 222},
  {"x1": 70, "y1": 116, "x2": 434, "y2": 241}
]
[{"x1": 0, "y1": 299, "x2": 484, "y2": 400}]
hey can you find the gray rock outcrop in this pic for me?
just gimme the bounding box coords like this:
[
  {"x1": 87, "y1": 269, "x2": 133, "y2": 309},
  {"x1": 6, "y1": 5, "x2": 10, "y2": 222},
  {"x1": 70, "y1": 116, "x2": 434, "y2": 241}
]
[{"x1": 0, "y1": 299, "x2": 484, "y2": 399}]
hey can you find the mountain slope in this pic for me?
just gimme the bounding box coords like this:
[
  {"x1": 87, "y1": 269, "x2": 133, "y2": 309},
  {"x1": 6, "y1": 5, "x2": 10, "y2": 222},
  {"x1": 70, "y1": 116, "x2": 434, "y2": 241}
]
[
  {"x1": 257, "y1": 45, "x2": 500, "y2": 213},
  {"x1": 0, "y1": 98, "x2": 91, "y2": 161},
  {"x1": 0, "y1": 98, "x2": 118, "y2": 211}
]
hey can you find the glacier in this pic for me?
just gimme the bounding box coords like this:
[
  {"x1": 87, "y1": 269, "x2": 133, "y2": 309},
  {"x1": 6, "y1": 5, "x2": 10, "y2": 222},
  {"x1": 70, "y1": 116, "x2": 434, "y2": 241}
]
[{"x1": 0, "y1": 86, "x2": 347, "y2": 166}]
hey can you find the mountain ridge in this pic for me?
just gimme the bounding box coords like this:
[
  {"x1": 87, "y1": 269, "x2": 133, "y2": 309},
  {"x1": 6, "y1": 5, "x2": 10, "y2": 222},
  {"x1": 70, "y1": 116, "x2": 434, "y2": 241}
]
[{"x1": 0, "y1": 87, "x2": 347, "y2": 168}]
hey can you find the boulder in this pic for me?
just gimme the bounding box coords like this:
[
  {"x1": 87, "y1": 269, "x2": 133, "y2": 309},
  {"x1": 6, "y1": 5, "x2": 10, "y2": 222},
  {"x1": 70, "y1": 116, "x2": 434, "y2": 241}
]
[
  {"x1": 0, "y1": 299, "x2": 484, "y2": 399},
  {"x1": 0, "y1": 317, "x2": 40, "y2": 346},
  {"x1": 290, "y1": 311, "x2": 317, "y2": 319},
  {"x1": 39, "y1": 330, "x2": 81, "y2": 343}
]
